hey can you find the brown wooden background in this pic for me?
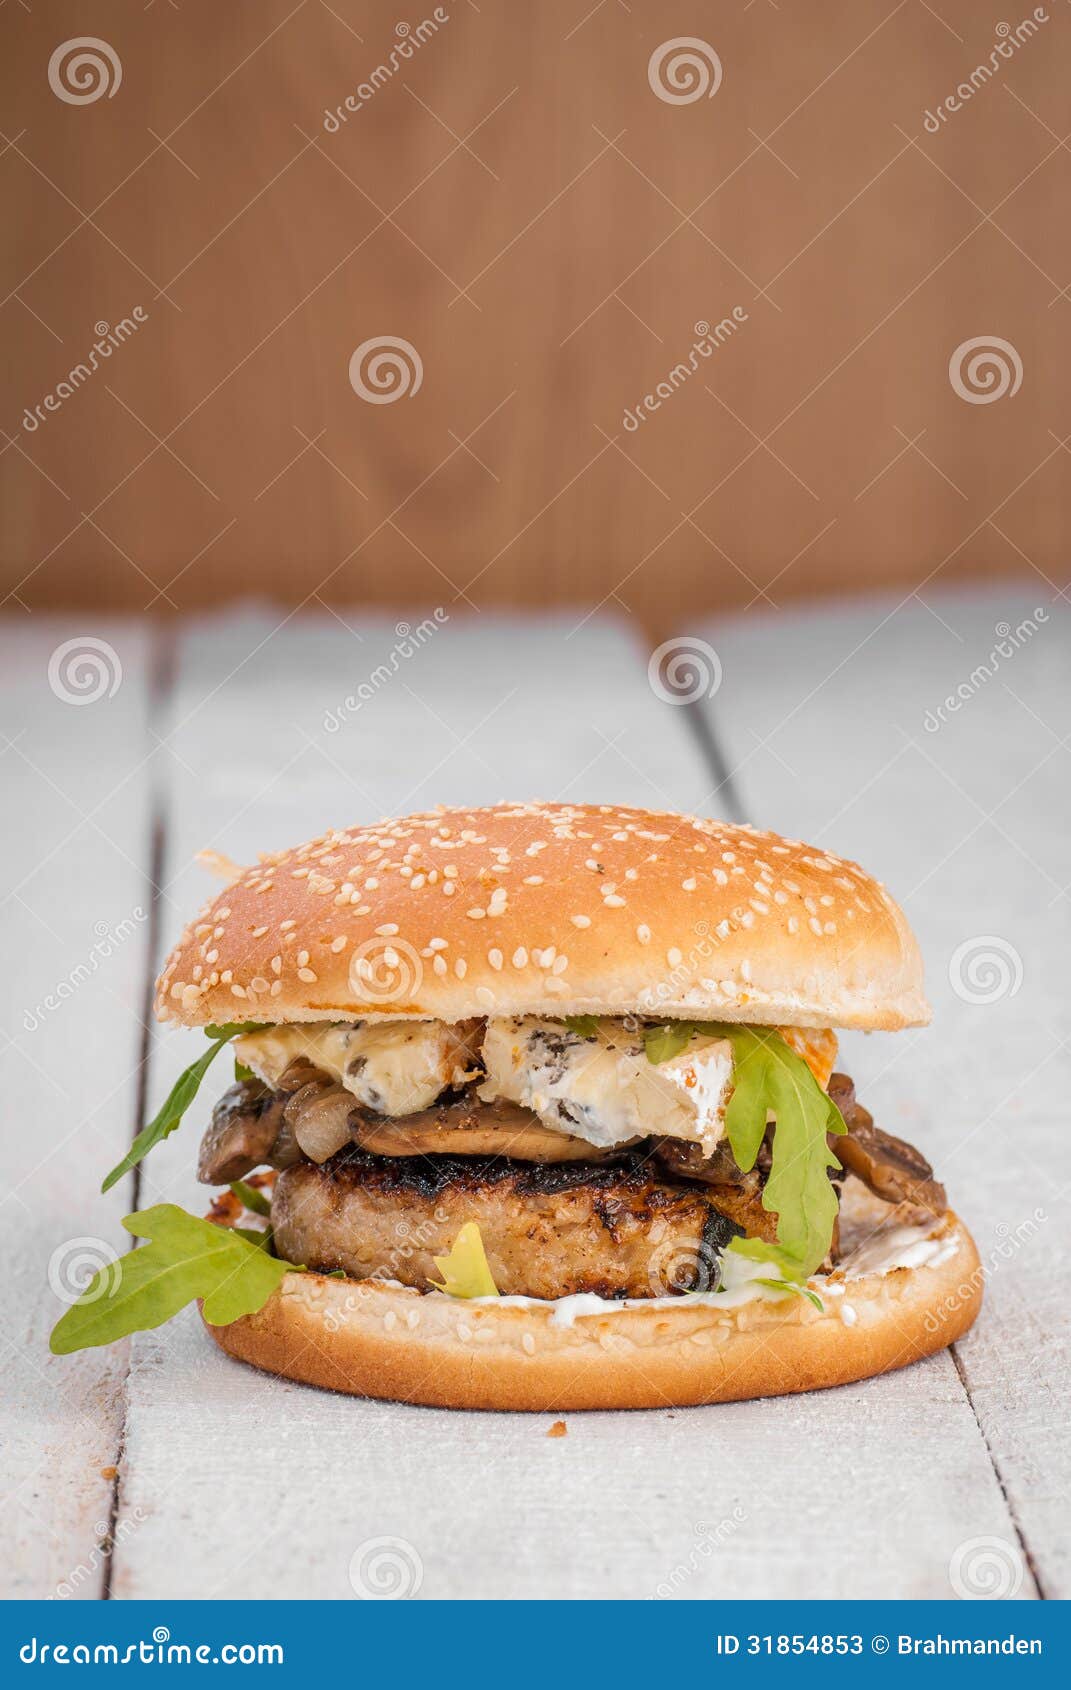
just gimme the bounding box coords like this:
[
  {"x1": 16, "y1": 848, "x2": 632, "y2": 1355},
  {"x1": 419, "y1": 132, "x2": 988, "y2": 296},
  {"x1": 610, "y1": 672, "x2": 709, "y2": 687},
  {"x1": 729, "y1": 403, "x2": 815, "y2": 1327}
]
[{"x1": 3, "y1": 0, "x2": 1070, "y2": 618}]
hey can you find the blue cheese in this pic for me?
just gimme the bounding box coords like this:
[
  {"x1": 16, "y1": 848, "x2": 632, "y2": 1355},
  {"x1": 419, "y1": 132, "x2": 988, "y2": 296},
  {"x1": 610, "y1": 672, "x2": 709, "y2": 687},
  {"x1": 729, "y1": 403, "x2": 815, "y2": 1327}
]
[
  {"x1": 234, "y1": 1021, "x2": 479, "y2": 1116},
  {"x1": 478, "y1": 1017, "x2": 734, "y2": 1152}
]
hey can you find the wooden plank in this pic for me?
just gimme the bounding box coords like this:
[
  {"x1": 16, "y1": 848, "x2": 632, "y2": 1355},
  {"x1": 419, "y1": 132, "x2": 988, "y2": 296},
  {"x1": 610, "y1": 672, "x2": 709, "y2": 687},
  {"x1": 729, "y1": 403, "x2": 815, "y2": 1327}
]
[
  {"x1": 697, "y1": 583, "x2": 1070, "y2": 1598},
  {"x1": 108, "y1": 605, "x2": 1038, "y2": 1599},
  {"x1": 110, "y1": 608, "x2": 728, "y2": 1600},
  {"x1": 0, "y1": 619, "x2": 155, "y2": 1599}
]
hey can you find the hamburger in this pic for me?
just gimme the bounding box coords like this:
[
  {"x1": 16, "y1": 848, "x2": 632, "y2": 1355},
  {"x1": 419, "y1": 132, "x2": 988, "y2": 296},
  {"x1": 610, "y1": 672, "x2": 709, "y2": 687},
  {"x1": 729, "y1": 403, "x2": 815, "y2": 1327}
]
[{"x1": 50, "y1": 801, "x2": 981, "y2": 1410}]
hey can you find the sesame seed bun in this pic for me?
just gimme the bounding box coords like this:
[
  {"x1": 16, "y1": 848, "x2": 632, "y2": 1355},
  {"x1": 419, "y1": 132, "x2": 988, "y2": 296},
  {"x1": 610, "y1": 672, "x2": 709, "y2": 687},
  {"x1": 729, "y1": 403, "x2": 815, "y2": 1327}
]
[
  {"x1": 155, "y1": 803, "x2": 929, "y2": 1032},
  {"x1": 203, "y1": 1207, "x2": 980, "y2": 1411}
]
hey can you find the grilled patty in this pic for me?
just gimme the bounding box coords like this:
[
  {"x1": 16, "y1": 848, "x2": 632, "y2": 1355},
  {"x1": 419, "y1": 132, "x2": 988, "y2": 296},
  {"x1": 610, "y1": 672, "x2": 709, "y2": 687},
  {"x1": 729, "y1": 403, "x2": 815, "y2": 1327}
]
[{"x1": 271, "y1": 1149, "x2": 741, "y2": 1300}]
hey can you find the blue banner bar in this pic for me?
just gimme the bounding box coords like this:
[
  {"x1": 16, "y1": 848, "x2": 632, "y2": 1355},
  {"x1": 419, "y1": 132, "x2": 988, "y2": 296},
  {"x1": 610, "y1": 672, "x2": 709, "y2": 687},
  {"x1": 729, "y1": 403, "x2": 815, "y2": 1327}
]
[{"x1": 3, "y1": 1601, "x2": 1064, "y2": 1685}]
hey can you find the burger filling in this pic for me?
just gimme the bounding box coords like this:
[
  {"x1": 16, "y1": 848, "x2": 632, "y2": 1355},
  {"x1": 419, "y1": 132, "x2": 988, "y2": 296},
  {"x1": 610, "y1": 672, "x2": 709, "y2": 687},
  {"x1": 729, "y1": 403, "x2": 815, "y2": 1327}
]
[{"x1": 195, "y1": 1016, "x2": 945, "y2": 1303}]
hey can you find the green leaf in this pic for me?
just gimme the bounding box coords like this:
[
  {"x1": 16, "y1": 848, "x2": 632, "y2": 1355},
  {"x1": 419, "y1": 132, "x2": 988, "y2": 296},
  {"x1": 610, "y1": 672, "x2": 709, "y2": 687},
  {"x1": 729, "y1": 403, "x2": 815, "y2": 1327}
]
[
  {"x1": 756, "y1": 1278, "x2": 824, "y2": 1313},
  {"x1": 101, "y1": 1021, "x2": 267, "y2": 1194},
  {"x1": 49, "y1": 1204, "x2": 302, "y2": 1355},
  {"x1": 562, "y1": 1015, "x2": 599, "y2": 1039},
  {"x1": 643, "y1": 1022, "x2": 695, "y2": 1064},
  {"x1": 234, "y1": 1060, "x2": 255, "y2": 1083},
  {"x1": 430, "y1": 1222, "x2": 499, "y2": 1299},
  {"x1": 699, "y1": 1024, "x2": 845, "y2": 1283},
  {"x1": 229, "y1": 1179, "x2": 271, "y2": 1217}
]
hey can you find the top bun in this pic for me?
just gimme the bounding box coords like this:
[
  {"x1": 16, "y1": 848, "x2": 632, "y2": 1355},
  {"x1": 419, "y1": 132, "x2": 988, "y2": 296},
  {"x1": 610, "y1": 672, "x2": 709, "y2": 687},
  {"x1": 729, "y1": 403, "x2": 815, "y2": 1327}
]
[{"x1": 155, "y1": 803, "x2": 929, "y2": 1033}]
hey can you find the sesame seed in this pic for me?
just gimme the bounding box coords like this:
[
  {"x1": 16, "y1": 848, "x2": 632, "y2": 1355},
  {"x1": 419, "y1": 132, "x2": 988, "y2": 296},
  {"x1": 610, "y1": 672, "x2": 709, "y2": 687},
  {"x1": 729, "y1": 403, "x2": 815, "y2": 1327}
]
[
  {"x1": 455, "y1": 959, "x2": 467, "y2": 978},
  {"x1": 489, "y1": 948, "x2": 503, "y2": 970},
  {"x1": 637, "y1": 924, "x2": 651, "y2": 944},
  {"x1": 251, "y1": 926, "x2": 268, "y2": 938},
  {"x1": 298, "y1": 967, "x2": 317, "y2": 983},
  {"x1": 433, "y1": 955, "x2": 447, "y2": 975},
  {"x1": 604, "y1": 894, "x2": 625, "y2": 907},
  {"x1": 552, "y1": 954, "x2": 568, "y2": 975},
  {"x1": 682, "y1": 878, "x2": 697, "y2": 891},
  {"x1": 375, "y1": 923, "x2": 399, "y2": 937},
  {"x1": 476, "y1": 986, "x2": 496, "y2": 1007},
  {"x1": 667, "y1": 947, "x2": 682, "y2": 967},
  {"x1": 467, "y1": 907, "x2": 486, "y2": 920},
  {"x1": 523, "y1": 875, "x2": 543, "y2": 886},
  {"x1": 330, "y1": 936, "x2": 347, "y2": 953},
  {"x1": 571, "y1": 914, "x2": 591, "y2": 928},
  {"x1": 231, "y1": 984, "x2": 247, "y2": 998},
  {"x1": 513, "y1": 946, "x2": 528, "y2": 968}
]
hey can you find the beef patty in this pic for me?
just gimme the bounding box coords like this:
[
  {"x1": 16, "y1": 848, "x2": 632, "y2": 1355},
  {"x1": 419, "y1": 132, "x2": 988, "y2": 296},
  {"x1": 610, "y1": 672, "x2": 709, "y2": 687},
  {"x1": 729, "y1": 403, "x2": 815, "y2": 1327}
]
[{"x1": 271, "y1": 1149, "x2": 741, "y2": 1301}]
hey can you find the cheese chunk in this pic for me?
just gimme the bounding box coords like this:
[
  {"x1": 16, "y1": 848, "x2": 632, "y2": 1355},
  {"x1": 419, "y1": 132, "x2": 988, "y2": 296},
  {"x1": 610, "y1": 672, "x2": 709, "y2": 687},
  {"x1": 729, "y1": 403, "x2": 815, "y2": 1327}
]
[
  {"x1": 234, "y1": 1020, "x2": 479, "y2": 1117},
  {"x1": 479, "y1": 1017, "x2": 735, "y2": 1153}
]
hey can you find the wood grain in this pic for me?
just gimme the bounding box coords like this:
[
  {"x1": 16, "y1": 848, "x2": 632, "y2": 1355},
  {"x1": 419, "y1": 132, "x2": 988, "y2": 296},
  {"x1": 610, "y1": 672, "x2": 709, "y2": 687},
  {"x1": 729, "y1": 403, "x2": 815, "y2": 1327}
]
[
  {"x1": 2, "y1": 2, "x2": 1070, "y2": 616},
  {"x1": 698, "y1": 582, "x2": 1070, "y2": 1597},
  {"x1": 0, "y1": 620, "x2": 155, "y2": 1598}
]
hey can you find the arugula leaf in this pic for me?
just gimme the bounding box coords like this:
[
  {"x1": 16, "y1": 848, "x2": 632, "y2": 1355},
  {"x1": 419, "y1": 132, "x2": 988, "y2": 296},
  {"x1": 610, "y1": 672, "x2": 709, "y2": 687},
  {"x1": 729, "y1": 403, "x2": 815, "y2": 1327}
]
[
  {"x1": 101, "y1": 1021, "x2": 267, "y2": 1194},
  {"x1": 756, "y1": 1278, "x2": 824, "y2": 1313},
  {"x1": 562, "y1": 1016, "x2": 599, "y2": 1039},
  {"x1": 234, "y1": 1059, "x2": 255, "y2": 1083},
  {"x1": 229, "y1": 1179, "x2": 271, "y2": 1217},
  {"x1": 643, "y1": 1022, "x2": 695, "y2": 1064},
  {"x1": 49, "y1": 1204, "x2": 302, "y2": 1355},
  {"x1": 699, "y1": 1023, "x2": 845, "y2": 1282},
  {"x1": 430, "y1": 1222, "x2": 499, "y2": 1299},
  {"x1": 727, "y1": 1238, "x2": 825, "y2": 1310}
]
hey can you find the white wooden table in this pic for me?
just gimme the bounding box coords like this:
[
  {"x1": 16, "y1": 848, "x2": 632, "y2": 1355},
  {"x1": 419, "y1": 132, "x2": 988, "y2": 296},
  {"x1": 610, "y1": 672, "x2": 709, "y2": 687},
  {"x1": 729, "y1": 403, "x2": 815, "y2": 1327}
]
[{"x1": 3, "y1": 587, "x2": 1068, "y2": 1601}]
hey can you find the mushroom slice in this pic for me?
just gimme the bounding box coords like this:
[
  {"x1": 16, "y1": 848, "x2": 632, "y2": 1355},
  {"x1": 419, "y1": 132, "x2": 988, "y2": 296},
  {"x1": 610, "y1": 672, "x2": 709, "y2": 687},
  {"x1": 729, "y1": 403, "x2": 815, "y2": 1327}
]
[
  {"x1": 828, "y1": 1073, "x2": 946, "y2": 1215},
  {"x1": 351, "y1": 1094, "x2": 625, "y2": 1164},
  {"x1": 283, "y1": 1074, "x2": 356, "y2": 1164},
  {"x1": 197, "y1": 1080, "x2": 298, "y2": 1185}
]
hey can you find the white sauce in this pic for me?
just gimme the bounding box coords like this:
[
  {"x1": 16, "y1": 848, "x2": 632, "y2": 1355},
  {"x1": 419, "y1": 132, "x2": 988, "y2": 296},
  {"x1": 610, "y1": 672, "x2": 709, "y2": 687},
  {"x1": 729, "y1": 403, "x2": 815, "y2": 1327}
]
[{"x1": 459, "y1": 1221, "x2": 959, "y2": 1326}]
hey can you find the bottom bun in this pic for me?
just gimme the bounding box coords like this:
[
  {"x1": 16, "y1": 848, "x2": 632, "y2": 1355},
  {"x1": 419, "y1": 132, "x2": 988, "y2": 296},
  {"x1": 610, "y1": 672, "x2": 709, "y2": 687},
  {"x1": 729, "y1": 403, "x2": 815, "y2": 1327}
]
[{"x1": 203, "y1": 1205, "x2": 982, "y2": 1411}]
